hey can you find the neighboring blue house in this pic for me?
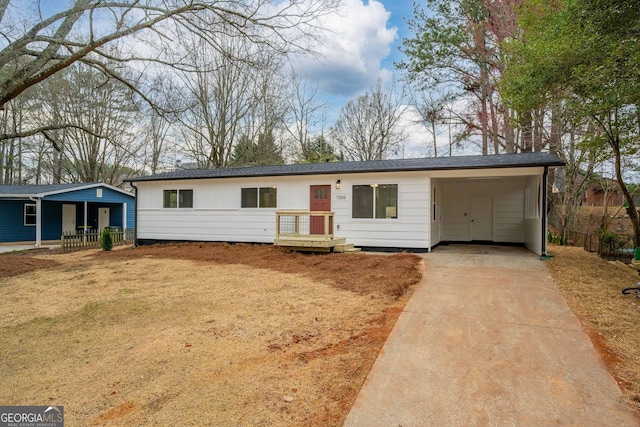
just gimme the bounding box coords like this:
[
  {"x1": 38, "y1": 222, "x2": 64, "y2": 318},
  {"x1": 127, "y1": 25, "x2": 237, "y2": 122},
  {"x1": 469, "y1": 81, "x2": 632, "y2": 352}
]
[{"x1": 0, "y1": 183, "x2": 135, "y2": 246}]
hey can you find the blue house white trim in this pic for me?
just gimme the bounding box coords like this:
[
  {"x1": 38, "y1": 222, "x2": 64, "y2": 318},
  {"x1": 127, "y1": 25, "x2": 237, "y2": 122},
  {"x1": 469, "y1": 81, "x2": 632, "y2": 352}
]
[{"x1": 0, "y1": 183, "x2": 135, "y2": 247}]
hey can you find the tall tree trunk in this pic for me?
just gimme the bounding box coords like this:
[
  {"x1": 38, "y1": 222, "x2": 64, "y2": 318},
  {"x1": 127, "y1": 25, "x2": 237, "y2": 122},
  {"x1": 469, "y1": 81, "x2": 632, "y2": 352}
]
[
  {"x1": 612, "y1": 137, "x2": 640, "y2": 247},
  {"x1": 4, "y1": 137, "x2": 13, "y2": 183},
  {"x1": 480, "y1": 78, "x2": 489, "y2": 155},
  {"x1": 53, "y1": 147, "x2": 61, "y2": 184},
  {"x1": 489, "y1": 87, "x2": 500, "y2": 153},
  {"x1": 521, "y1": 109, "x2": 532, "y2": 152},
  {"x1": 547, "y1": 101, "x2": 562, "y2": 223},
  {"x1": 533, "y1": 108, "x2": 544, "y2": 151},
  {"x1": 504, "y1": 108, "x2": 515, "y2": 153},
  {"x1": 431, "y1": 121, "x2": 438, "y2": 157}
]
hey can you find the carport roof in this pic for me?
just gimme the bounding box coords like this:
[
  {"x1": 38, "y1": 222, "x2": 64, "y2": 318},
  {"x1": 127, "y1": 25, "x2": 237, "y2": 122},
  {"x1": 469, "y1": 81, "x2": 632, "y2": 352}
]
[
  {"x1": 126, "y1": 152, "x2": 565, "y2": 183},
  {"x1": 0, "y1": 183, "x2": 133, "y2": 198}
]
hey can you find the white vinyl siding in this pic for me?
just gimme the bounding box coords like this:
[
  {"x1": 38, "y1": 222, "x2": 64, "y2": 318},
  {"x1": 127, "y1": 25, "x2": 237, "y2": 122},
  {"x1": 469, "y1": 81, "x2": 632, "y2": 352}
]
[
  {"x1": 525, "y1": 177, "x2": 541, "y2": 219},
  {"x1": 524, "y1": 175, "x2": 544, "y2": 254},
  {"x1": 136, "y1": 173, "x2": 431, "y2": 249},
  {"x1": 494, "y1": 189, "x2": 525, "y2": 242}
]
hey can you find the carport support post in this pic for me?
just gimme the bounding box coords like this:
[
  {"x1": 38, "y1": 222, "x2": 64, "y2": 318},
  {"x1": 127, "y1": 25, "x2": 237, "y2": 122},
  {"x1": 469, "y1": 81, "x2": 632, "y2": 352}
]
[
  {"x1": 35, "y1": 197, "x2": 41, "y2": 248},
  {"x1": 122, "y1": 202, "x2": 127, "y2": 232},
  {"x1": 541, "y1": 166, "x2": 549, "y2": 257}
]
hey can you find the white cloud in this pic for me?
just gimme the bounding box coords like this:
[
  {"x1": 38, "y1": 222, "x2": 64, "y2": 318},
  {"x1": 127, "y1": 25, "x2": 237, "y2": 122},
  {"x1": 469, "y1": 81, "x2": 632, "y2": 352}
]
[{"x1": 293, "y1": 0, "x2": 397, "y2": 97}]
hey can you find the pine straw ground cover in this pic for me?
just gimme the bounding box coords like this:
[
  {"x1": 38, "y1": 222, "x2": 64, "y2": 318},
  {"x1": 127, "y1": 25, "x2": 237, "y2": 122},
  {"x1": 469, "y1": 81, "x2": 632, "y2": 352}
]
[
  {"x1": 0, "y1": 243, "x2": 422, "y2": 426},
  {"x1": 547, "y1": 245, "x2": 640, "y2": 414}
]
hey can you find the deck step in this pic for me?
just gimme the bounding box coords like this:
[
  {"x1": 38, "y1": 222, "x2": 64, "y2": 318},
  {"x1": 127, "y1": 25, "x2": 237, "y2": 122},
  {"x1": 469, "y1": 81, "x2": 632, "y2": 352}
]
[
  {"x1": 342, "y1": 248, "x2": 362, "y2": 254},
  {"x1": 274, "y1": 237, "x2": 345, "y2": 248},
  {"x1": 334, "y1": 243, "x2": 361, "y2": 253},
  {"x1": 274, "y1": 236, "x2": 360, "y2": 253}
]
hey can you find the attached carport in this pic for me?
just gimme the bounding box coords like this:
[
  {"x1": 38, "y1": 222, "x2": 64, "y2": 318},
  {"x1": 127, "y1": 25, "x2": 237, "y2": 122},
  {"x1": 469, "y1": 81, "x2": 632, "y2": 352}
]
[{"x1": 429, "y1": 163, "x2": 558, "y2": 256}]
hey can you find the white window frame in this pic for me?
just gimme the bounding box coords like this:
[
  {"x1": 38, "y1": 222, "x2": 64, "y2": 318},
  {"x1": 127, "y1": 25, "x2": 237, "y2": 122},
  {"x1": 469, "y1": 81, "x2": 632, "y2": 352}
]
[{"x1": 24, "y1": 203, "x2": 37, "y2": 226}]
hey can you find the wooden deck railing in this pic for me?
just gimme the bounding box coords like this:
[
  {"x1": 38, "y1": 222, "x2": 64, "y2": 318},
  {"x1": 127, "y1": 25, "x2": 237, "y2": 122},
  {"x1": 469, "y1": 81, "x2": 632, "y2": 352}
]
[
  {"x1": 275, "y1": 211, "x2": 334, "y2": 240},
  {"x1": 60, "y1": 228, "x2": 135, "y2": 253}
]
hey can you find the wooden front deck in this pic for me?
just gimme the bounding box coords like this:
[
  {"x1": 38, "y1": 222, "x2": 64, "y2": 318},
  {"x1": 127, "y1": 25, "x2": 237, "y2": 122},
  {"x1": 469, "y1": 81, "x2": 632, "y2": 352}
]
[{"x1": 274, "y1": 211, "x2": 360, "y2": 253}]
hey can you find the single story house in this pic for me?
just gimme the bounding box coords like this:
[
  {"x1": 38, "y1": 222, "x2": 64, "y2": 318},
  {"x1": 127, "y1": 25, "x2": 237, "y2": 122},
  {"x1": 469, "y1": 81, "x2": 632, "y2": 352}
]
[
  {"x1": 0, "y1": 183, "x2": 135, "y2": 246},
  {"x1": 126, "y1": 152, "x2": 565, "y2": 256}
]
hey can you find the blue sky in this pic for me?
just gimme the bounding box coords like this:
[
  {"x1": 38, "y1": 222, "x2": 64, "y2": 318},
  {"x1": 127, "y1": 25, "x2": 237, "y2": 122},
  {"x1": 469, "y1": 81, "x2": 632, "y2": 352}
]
[
  {"x1": 290, "y1": 0, "x2": 438, "y2": 156},
  {"x1": 293, "y1": 0, "x2": 416, "y2": 103},
  {"x1": 379, "y1": 1, "x2": 415, "y2": 69},
  {"x1": 12, "y1": 0, "x2": 433, "y2": 154},
  {"x1": 13, "y1": 0, "x2": 416, "y2": 113}
]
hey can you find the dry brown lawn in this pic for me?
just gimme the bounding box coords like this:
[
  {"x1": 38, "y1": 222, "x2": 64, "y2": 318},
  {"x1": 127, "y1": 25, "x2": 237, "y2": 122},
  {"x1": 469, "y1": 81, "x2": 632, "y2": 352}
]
[
  {"x1": 4, "y1": 242, "x2": 639, "y2": 423},
  {"x1": 0, "y1": 243, "x2": 422, "y2": 426},
  {"x1": 547, "y1": 245, "x2": 640, "y2": 414}
]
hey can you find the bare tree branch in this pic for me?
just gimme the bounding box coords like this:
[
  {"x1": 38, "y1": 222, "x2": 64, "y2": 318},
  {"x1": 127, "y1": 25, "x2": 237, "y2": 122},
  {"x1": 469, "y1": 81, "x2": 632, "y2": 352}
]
[
  {"x1": 0, "y1": 0, "x2": 339, "y2": 109},
  {"x1": 1, "y1": 123, "x2": 106, "y2": 141}
]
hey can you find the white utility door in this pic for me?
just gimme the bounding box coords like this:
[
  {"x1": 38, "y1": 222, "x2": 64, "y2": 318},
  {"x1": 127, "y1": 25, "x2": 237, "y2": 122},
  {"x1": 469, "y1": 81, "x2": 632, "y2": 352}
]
[
  {"x1": 470, "y1": 195, "x2": 493, "y2": 241},
  {"x1": 62, "y1": 204, "x2": 76, "y2": 233},
  {"x1": 98, "y1": 208, "x2": 110, "y2": 232}
]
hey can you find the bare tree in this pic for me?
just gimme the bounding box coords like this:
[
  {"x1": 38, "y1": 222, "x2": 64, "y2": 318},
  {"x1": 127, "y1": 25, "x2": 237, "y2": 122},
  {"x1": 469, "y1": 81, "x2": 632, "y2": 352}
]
[
  {"x1": 408, "y1": 88, "x2": 455, "y2": 157},
  {"x1": 331, "y1": 79, "x2": 407, "y2": 161},
  {"x1": 173, "y1": 34, "x2": 266, "y2": 168},
  {"x1": 33, "y1": 63, "x2": 143, "y2": 184},
  {"x1": 141, "y1": 75, "x2": 177, "y2": 174},
  {"x1": 284, "y1": 72, "x2": 327, "y2": 161},
  {"x1": 0, "y1": 0, "x2": 338, "y2": 111},
  {"x1": 241, "y1": 57, "x2": 289, "y2": 164},
  {"x1": 0, "y1": 96, "x2": 28, "y2": 184}
]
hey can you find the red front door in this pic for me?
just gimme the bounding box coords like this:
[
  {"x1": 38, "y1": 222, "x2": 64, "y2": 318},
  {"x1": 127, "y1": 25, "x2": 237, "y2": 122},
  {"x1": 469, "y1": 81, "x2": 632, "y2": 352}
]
[{"x1": 310, "y1": 185, "x2": 331, "y2": 235}]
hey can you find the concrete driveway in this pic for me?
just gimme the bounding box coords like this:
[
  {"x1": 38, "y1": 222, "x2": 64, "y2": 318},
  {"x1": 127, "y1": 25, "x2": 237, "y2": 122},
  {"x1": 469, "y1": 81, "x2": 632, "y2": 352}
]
[{"x1": 344, "y1": 244, "x2": 639, "y2": 426}]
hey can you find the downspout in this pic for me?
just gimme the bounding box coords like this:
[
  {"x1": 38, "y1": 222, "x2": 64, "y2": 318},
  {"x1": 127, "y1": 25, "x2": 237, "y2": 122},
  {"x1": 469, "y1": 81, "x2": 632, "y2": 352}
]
[
  {"x1": 83, "y1": 201, "x2": 88, "y2": 244},
  {"x1": 541, "y1": 166, "x2": 549, "y2": 257},
  {"x1": 131, "y1": 181, "x2": 138, "y2": 247},
  {"x1": 29, "y1": 196, "x2": 41, "y2": 248}
]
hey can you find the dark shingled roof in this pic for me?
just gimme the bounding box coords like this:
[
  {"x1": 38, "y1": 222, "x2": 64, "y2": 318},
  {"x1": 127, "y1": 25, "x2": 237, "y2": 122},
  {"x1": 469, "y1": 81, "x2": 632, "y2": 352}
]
[
  {"x1": 126, "y1": 153, "x2": 564, "y2": 183},
  {"x1": 0, "y1": 183, "x2": 94, "y2": 196}
]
